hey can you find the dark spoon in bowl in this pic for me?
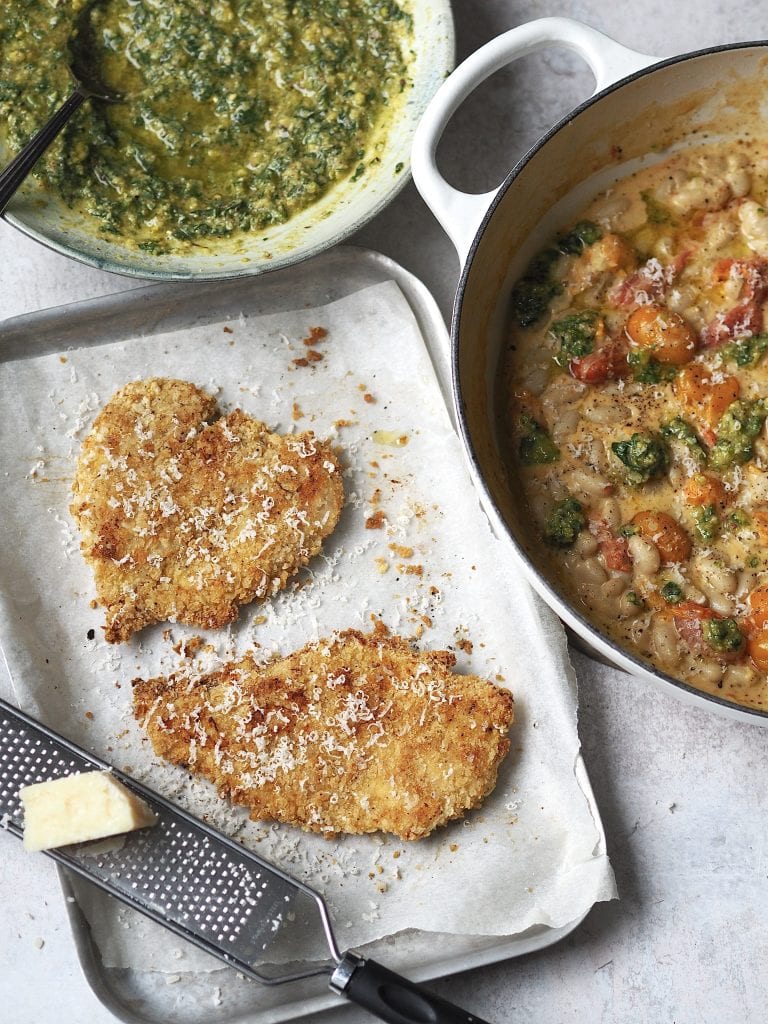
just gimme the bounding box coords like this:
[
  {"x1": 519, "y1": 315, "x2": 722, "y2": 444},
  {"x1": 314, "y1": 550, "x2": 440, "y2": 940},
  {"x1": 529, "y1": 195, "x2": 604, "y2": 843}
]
[{"x1": 0, "y1": 4, "x2": 119, "y2": 217}]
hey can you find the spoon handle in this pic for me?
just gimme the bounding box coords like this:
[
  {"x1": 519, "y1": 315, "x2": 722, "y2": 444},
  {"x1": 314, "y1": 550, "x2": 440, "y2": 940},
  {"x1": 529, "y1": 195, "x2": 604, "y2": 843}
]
[{"x1": 0, "y1": 87, "x2": 89, "y2": 217}]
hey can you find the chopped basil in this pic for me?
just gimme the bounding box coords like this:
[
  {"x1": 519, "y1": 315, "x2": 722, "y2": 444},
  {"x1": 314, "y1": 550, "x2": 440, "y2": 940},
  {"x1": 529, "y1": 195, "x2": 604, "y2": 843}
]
[
  {"x1": 527, "y1": 248, "x2": 561, "y2": 280},
  {"x1": 510, "y1": 277, "x2": 563, "y2": 329}
]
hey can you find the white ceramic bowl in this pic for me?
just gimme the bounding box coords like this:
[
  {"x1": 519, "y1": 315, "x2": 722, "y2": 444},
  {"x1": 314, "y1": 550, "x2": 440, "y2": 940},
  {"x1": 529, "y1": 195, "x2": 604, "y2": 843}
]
[
  {"x1": 413, "y1": 17, "x2": 768, "y2": 725},
  {"x1": 1, "y1": 1, "x2": 454, "y2": 281}
]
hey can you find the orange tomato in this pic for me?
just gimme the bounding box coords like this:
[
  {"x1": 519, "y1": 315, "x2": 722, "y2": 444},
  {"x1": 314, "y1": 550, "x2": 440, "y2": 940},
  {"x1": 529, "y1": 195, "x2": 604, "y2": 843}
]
[
  {"x1": 683, "y1": 474, "x2": 729, "y2": 510},
  {"x1": 567, "y1": 234, "x2": 636, "y2": 292},
  {"x1": 747, "y1": 586, "x2": 768, "y2": 631},
  {"x1": 748, "y1": 627, "x2": 768, "y2": 671},
  {"x1": 673, "y1": 363, "x2": 740, "y2": 442},
  {"x1": 594, "y1": 234, "x2": 637, "y2": 272},
  {"x1": 632, "y1": 510, "x2": 692, "y2": 564},
  {"x1": 625, "y1": 305, "x2": 697, "y2": 365}
]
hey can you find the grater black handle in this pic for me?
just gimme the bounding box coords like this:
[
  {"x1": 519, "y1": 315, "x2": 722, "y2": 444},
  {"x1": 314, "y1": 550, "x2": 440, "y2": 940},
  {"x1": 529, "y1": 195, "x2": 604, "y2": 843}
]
[{"x1": 332, "y1": 954, "x2": 493, "y2": 1024}]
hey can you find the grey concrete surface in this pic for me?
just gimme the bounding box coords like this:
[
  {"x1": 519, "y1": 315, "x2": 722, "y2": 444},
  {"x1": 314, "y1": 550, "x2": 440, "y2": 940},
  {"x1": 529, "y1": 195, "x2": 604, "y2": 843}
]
[{"x1": 2, "y1": 3, "x2": 768, "y2": 1022}]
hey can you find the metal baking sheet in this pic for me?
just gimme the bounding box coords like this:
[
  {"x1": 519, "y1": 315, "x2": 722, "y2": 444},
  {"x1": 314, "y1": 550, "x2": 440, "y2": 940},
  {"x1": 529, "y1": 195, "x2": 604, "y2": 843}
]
[{"x1": 0, "y1": 245, "x2": 608, "y2": 1023}]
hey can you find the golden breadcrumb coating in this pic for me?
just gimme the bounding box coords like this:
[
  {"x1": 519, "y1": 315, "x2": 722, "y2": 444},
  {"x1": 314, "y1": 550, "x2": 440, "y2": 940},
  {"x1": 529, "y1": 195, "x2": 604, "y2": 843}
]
[
  {"x1": 71, "y1": 378, "x2": 343, "y2": 643},
  {"x1": 132, "y1": 630, "x2": 514, "y2": 841}
]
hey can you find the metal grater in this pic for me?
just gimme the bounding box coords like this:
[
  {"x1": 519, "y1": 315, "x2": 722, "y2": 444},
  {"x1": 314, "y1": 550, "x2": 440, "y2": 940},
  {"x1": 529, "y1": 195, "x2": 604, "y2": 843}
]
[{"x1": 0, "y1": 696, "x2": 489, "y2": 1024}]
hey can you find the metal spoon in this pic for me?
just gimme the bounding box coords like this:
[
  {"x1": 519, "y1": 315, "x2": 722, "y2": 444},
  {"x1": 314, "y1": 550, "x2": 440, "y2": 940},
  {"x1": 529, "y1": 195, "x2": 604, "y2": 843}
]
[{"x1": 0, "y1": 5, "x2": 119, "y2": 217}]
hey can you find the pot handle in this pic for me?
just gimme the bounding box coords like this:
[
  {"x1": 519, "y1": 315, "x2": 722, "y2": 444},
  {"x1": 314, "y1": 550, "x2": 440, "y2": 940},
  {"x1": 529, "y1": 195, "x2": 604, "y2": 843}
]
[{"x1": 411, "y1": 17, "x2": 657, "y2": 265}]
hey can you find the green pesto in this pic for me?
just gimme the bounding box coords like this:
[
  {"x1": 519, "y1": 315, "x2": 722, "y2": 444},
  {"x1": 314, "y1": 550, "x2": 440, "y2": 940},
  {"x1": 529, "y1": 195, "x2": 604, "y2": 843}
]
[
  {"x1": 726, "y1": 508, "x2": 751, "y2": 530},
  {"x1": 518, "y1": 413, "x2": 560, "y2": 465},
  {"x1": 543, "y1": 497, "x2": 585, "y2": 547},
  {"x1": 556, "y1": 220, "x2": 602, "y2": 255},
  {"x1": 611, "y1": 432, "x2": 667, "y2": 486},
  {"x1": 551, "y1": 310, "x2": 601, "y2": 365},
  {"x1": 702, "y1": 617, "x2": 743, "y2": 653},
  {"x1": 660, "y1": 417, "x2": 707, "y2": 463},
  {"x1": 721, "y1": 334, "x2": 768, "y2": 367},
  {"x1": 709, "y1": 398, "x2": 768, "y2": 471},
  {"x1": 640, "y1": 189, "x2": 673, "y2": 225},
  {"x1": 627, "y1": 349, "x2": 678, "y2": 384},
  {"x1": 0, "y1": 0, "x2": 412, "y2": 252},
  {"x1": 509, "y1": 220, "x2": 602, "y2": 329},
  {"x1": 510, "y1": 273, "x2": 561, "y2": 329},
  {"x1": 692, "y1": 503, "x2": 719, "y2": 543},
  {"x1": 660, "y1": 581, "x2": 683, "y2": 604}
]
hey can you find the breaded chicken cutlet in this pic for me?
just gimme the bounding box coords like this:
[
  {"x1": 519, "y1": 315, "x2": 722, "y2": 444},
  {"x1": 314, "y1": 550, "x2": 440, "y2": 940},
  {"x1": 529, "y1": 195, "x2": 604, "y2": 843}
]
[
  {"x1": 132, "y1": 629, "x2": 514, "y2": 841},
  {"x1": 71, "y1": 378, "x2": 343, "y2": 643}
]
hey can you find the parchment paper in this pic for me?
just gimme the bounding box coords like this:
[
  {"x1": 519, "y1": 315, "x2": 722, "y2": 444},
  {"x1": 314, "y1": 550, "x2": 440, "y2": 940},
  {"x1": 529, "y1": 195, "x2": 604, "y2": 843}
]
[{"x1": 0, "y1": 280, "x2": 615, "y2": 972}]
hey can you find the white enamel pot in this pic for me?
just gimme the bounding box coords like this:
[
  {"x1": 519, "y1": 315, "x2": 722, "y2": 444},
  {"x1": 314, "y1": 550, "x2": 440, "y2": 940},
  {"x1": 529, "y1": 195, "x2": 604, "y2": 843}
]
[{"x1": 412, "y1": 17, "x2": 768, "y2": 725}]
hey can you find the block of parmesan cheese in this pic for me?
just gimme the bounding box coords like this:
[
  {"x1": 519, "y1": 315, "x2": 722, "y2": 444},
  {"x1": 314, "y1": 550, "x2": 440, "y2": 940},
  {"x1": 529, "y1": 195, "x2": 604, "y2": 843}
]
[{"x1": 20, "y1": 770, "x2": 157, "y2": 851}]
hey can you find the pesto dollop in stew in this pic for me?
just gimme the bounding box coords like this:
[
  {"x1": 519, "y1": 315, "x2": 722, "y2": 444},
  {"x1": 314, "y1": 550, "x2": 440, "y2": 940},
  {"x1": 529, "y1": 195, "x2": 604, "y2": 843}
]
[
  {"x1": 504, "y1": 141, "x2": 768, "y2": 712},
  {"x1": 0, "y1": 0, "x2": 412, "y2": 252}
]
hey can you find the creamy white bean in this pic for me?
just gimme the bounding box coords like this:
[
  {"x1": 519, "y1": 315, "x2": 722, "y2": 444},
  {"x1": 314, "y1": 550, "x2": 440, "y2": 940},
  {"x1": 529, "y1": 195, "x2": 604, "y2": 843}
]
[{"x1": 505, "y1": 140, "x2": 768, "y2": 711}]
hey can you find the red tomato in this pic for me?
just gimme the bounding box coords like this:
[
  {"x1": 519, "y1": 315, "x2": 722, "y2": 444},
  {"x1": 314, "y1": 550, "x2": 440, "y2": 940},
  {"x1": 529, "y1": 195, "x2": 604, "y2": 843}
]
[
  {"x1": 701, "y1": 258, "x2": 768, "y2": 347},
  {"x1": 669, "y1": 601, "x2": 719, "y2": 648},
  {"x1": 588, "y1": 518, "x2": 633, "y2": 572},
  {"x1": 570, "y1": 342, "x2": 626, "y2": 384}
]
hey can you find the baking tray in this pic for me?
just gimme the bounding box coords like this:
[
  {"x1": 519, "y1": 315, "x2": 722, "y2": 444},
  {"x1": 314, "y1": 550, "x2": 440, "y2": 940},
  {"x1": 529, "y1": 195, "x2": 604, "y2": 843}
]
[{"x1": 0, "y1": 245, "x2": 608, "y2": 1023}]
